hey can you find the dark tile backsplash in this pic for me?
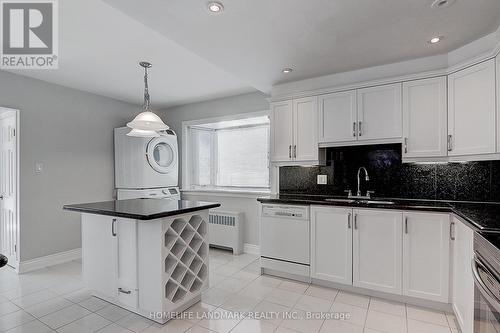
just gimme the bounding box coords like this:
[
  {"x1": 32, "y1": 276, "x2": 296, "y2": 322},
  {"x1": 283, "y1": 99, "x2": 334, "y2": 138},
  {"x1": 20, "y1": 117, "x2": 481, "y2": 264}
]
[{"x1": 279, "y1": 144, "x2": 500, "y2": 202}]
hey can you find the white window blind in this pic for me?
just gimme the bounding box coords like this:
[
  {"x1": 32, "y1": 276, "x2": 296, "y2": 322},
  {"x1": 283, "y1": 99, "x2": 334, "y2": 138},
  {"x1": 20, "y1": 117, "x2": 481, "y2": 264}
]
[{"x1": 187, "y1": 115, "x2": 270, "y2": 191}]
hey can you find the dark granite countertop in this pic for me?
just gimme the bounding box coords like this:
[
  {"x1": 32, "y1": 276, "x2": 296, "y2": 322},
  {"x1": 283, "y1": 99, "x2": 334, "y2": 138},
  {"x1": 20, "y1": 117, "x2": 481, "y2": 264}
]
[
  {"x1": 64, "y1": 199, "x2": 220, "y2": 220},
  {"x1": 257, "y1": 194, "x2": 500, "y2": 232}
]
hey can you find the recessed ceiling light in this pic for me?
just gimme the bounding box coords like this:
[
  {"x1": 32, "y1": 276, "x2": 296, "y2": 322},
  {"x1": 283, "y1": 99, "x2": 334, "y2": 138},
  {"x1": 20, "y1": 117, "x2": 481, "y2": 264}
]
[
  {"x1": 428, "y1": 36, "x2": 443, "y2": 44},
  {"x1": 208, "y1": 2, "x2": 223, "y2": 13},
  {"x1": 431, "y1": 0, "x2": 456, "y2": 9},
  {"x1": 282, "y1": 68, "x2": 293, "y2": 74}
]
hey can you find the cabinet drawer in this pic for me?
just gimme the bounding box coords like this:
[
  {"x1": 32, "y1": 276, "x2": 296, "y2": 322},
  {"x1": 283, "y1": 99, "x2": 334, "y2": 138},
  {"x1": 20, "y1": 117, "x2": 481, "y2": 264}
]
[{"x1": 117, "y1": 286, "x2": 138, "y2": 308}]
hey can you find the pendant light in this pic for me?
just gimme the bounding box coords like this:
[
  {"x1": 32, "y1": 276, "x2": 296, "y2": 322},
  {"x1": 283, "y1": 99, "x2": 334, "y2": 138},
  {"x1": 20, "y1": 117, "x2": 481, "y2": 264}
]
[{"x1": 127, "y1": 62, "x2": 169, "y2": 135}]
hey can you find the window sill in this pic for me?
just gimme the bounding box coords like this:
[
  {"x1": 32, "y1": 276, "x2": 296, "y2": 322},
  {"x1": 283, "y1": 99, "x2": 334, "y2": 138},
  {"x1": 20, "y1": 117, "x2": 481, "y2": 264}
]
[{"x1": 181, "y1": 189, "x2": 270, "y2": 199}]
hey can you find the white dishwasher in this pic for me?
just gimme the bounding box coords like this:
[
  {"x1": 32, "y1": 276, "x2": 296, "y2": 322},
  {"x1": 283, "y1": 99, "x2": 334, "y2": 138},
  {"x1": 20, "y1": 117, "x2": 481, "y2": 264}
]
[{"x1": 260, "y1": 204, "x2": 310, "y2": 280}]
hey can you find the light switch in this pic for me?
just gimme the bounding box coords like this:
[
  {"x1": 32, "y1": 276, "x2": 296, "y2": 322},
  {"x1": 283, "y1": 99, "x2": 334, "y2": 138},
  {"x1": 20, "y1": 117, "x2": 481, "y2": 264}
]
[
  {"x1": 317, "y1": 175, "x2": 327, "y2": 185},
  {"x1": 35, "y1": 162, "x2": 43, "y2": 174}
]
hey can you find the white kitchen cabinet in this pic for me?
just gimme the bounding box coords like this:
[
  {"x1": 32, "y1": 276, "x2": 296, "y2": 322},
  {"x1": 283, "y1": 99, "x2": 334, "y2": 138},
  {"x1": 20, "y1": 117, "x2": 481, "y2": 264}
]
[
  {"x1": 403, "y1": 212, "x2": 450, "y2": 302},
  {"x1": 318, "y1": 90, "x2": 357, "y2": 144},
  {"x1": 293, "y1": 97, "x2": 318, "y2": 161},
  {"x1": 452, "y1": 217, "x2": 474, "y2": 333},
  {"x1": 270, "y1": 97, "x2": 318, "y2": 163},
  {"x1": 270, "y1": 100, "x2": 293, "y2": 162},
  {"x1": 352, "y1": 209, "x2": 403, "y2": 295},
  {"x1": 448, "y1": 59, "x2": 496, "y2": 156},
  {"x1": 310, "y1": 206, "x2": 352, "y2": 285},
  {"x1": 402, "y1": 77, "x2": 448, "y2": 159},
  {"x1": 357, "y1": 83, "x2": 402, "y2": 141},
  {"x1": 82, "y1": 214, "x2": 119, "y2": 300}
]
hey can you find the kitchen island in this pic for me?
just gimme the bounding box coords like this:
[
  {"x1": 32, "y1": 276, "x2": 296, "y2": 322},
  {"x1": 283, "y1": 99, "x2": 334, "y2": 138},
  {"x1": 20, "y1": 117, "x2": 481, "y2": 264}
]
[{"x1": 64, "y1": 199, "x2": 220, "y2": 324}]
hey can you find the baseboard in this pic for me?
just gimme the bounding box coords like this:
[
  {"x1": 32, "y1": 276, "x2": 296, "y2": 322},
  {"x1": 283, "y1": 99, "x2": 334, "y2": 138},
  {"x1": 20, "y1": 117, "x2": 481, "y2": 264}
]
[
  {"x1": 17, "y1": 248, "x2": 82, "y2": 274},
  {"x1": 243, "y1": 243, "x2": 260, "y2": 255}
]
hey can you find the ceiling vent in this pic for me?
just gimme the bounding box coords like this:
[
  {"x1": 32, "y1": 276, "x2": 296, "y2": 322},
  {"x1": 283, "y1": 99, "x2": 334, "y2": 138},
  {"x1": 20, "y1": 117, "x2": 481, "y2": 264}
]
[{"x1": 431, "y1": 0, "x2": 456, "y2": 9}]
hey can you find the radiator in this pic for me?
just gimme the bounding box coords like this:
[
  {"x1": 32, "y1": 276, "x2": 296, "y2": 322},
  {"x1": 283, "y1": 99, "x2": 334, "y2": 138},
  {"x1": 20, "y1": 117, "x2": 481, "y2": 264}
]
[{"x1": 208, "y1": 210, "x2": 244, "y2": 255}]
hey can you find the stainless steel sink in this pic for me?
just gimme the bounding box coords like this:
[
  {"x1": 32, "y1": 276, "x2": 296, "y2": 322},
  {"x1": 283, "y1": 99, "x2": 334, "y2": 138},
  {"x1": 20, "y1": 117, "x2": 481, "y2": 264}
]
[
  {"x1": 324, "y1": 198, "x2": 357, "y2": 204},
  {"x1": 359, "y1": 200, "x2": 396, "y2": 205}
]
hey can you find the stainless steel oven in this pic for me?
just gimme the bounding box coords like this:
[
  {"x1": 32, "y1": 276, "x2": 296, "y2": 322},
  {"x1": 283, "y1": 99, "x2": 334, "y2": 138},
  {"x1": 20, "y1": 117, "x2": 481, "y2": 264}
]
[{"x1": 473, "y1": 233, "x2": 500, "y2": 333}]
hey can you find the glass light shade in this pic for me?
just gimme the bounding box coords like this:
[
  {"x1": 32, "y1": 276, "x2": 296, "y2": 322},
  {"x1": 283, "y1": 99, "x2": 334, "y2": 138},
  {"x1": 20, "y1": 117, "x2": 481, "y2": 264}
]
[
  {"x1": 126, "y1": 128, "x2": 160, "y2": 138},
  {"x1": 127, "y1": 111, "x2": 169, "y2": 131}
]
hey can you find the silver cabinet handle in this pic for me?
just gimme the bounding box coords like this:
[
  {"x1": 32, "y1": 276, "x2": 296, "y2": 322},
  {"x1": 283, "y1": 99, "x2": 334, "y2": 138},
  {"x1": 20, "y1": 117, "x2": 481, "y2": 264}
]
[
  {"x1": 450, "y1": 221, "x2": 455, "y2": 240},
  {"x1": 447, "y1": 135, "x2": 453, "y2": 152},
  {"x1": 111, "y1": 219, "x2": 117, "y2": 237},
  {"x1": 347, "y1": 213, "x2": 352, "y2": 229},
  {"x1": 118, "y1": 288, "x2": 131, "y2": 294},
  {"x1": 288, "y1": 145, "x2": 291, "y2": 159},
  {"x1": 354, "y1": 214, "x2": 358, "y2": 230},
  {"x1": 404, "y1": 138, "x2": 408, "y2": 154},
  {"x1": 404, "y1": 217, "x2": 408, "y2": 234},
  {"x1": 358, "y1": 121, "x2": 362, "y2": 136},
  {"x1": 293, "y1": 145, "x2": 297, "y2": 158},
  {"x1": 352, "y1": 122, "x2": 357, "y2": 137}
]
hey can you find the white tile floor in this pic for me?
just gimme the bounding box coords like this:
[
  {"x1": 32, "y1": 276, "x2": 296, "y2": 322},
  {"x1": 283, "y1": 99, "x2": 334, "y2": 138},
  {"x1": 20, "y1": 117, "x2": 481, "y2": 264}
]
[{"x1": 0, "y1": 249, "x2": 459, "y2": 333}]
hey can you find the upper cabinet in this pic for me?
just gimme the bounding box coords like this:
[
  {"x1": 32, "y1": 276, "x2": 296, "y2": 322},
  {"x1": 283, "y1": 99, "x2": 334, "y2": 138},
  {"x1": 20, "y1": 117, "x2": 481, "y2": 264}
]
[
  {"x1": 357, "y1": 83, "x2": 402, "y2": 141},
  {"x1": 448, "y1": 59, "x2": 496, "y2": 156},
  {"x1": 402, "y1": 77, "x2": 448, "y2": 159},
  {"x1": 318, "y1": 83, "x2": 402, "y2": 146},
  {"x1": 318, "y1": 90, "x2": 357, "y2": 144},
  {"x1": 270, "y1": 97, "x2": 318, "y2": 163}
]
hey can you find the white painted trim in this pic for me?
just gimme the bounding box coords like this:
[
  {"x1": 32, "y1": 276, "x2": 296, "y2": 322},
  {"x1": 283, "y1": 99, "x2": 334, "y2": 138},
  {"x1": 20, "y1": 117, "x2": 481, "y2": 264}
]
[
  {"x1": 243, "y1": 243, "x2": 260, "y2": 255},
  {"x1": 17, "y1": 248, "x2": 82, "y2": 274},
  {"x1": 271, "y1": 27, "x2": 500, "y2": 101}
]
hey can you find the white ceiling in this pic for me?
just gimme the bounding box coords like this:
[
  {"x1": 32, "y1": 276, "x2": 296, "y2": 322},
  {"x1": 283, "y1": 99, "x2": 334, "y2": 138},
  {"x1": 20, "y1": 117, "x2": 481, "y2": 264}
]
[
  {"x1": 3, "y1": 0, "x2": 500, "y2": 107},
  {"x1": 2, "y1": 0, "x2": 253, "y2": 108},
  {"x1": 105, "y1": 0, "x2": 500, "y2": 93}
]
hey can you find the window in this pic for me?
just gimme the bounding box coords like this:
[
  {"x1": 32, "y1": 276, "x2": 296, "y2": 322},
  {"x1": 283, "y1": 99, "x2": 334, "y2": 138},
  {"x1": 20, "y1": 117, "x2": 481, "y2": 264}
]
[{"x1": 185, "y1": 114, "x2": 270, "y2": 191}]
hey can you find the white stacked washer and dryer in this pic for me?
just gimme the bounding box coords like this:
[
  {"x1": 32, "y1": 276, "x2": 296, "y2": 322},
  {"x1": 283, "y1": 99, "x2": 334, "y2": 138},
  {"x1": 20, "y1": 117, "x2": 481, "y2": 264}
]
[{"x1": 114, "y1": 127, "x2": 180, "y2": 200}]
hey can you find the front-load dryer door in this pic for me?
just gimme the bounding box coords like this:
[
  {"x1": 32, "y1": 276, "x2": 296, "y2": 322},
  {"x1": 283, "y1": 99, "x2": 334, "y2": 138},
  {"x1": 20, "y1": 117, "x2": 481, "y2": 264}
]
[{"x1": 146, "y1": 137, "x2": 178, "y2": 174}]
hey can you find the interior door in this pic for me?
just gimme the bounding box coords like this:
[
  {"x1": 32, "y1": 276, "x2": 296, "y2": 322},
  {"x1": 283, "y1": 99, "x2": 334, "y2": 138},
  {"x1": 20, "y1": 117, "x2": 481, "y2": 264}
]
[{"x1": 0, "y1": 110, "x2": 17, "y2": 267}]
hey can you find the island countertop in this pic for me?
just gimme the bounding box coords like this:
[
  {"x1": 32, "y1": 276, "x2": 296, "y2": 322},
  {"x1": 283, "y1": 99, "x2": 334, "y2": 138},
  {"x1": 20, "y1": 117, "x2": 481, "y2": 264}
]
[{"x1": 63, "y1": 199, "x2": 220, "y2": 220}]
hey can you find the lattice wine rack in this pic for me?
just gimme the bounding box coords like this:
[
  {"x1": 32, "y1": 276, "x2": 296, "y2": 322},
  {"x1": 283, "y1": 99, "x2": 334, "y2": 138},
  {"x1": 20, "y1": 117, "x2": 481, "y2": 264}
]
[{"x1": 162, "y1": 214, "x2": 208, "y2": 309}]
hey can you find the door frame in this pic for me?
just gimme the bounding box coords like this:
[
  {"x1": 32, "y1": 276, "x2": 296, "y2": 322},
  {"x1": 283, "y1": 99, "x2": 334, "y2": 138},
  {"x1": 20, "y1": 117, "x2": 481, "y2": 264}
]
[{"x1": 0, "y1": 107, "x2": 20, "y2": 270}]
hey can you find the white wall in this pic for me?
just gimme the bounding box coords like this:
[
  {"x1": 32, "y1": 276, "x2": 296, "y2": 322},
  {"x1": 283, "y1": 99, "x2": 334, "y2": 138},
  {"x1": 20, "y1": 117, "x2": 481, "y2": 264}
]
[
  {"x1": 161, "y1": 91, "x2": 269, "y2": 247},
  {"x1": 0, "y1": 70, "x2": 139, "y2": 262}
]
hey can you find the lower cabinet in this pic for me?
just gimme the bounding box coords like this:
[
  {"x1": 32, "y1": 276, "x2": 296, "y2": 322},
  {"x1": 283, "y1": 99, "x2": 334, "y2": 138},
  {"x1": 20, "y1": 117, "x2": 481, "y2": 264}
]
[
  {"x1": 82, "y1": 214, "x2": 138, "y2": 307},
  {"x1": 310, "y1": 207, "x2": 453, "y2": 302},
  {"x1": 403, "y1": 212, "x2": 450, "y2": 302},
  {"x1": 352, "y1": 209, "x2": 403, "y2": 295},
  {"x1": 311, "y1": 206, "x2": 352, "y2": 285},
  {"x1": 452, "y1": 216, "x2": 474, "y2": 333}
]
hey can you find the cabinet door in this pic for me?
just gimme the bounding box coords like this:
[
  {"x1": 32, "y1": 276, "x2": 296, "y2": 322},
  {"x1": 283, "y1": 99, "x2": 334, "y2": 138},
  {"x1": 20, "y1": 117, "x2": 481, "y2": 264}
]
[
  {"x1": 117, "y1": 219, "x2": 138, "y2": 308},
  {"x1": 353, "y1": 209, "x2": 403, "y2": 294},
  {"x1": 318, "y1": 91, "x2": 357, "y2": 143},
  {"x1": 448, "y1": 59, "x2": 496, "y2": 156},
  {"x1": 311, "y1": 206, "x2": 352, "y2": 285},
  {"x1": 270, "y1": 101, "x2": 293, "y2": 162},
  {"x1": 293, "y1": 97, "x2": 318, "y2": 161},
  {"x1": 82, "y1": 214, "x2": 118, "y2": 299},
  {"x1": 357, "y1": 83, "x2": 402, "y2": 141},
  {"x1": 403, "y1": 77, "x2": 447, "y2": 158},
  {"x1": 403, "y1": 212, "x2": 450, "y2": 302},
  {"x1": 452, "y1": 217, "x2": 474, "y2": 333}
]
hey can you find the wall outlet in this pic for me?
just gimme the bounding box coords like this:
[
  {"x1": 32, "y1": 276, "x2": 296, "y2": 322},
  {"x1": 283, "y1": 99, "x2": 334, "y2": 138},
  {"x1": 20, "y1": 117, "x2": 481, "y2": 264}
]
[
  {"x1": 35, "y1": 162, "x2": 44, "y2": 174},
  {"x1": 317, "y1": 175, "x2": 327, "y2": 185}
]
